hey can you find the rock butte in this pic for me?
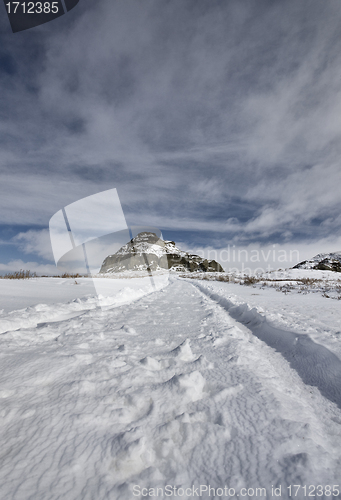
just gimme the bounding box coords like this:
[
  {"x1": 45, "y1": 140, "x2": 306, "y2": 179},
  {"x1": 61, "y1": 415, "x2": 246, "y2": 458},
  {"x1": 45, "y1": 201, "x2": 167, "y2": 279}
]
[{"x1": 100, "y1": 232, "x2": 224, "y2": 274}]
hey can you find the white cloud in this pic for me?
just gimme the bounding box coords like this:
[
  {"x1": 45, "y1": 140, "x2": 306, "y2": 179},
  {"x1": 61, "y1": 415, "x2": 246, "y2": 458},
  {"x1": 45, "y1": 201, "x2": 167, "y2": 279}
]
[
  {"x1": 1, "y1": 0, "x2": 341, "y2": 248},
  {"x1": 12, "y1": 229, "x2": 54, "y2": 261},
  {"x1": 179, "y1": 235, "x2": 341, "y2": 273},
  {"x1": 0, "y1": 260, "x2": 58, "y2": 276}
]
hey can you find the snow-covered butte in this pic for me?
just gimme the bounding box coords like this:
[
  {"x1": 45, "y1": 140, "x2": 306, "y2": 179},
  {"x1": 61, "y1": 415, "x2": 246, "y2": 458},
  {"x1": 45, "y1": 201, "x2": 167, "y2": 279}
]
[{"x1": 99, "y1": 232, "x2": 224, "y2": 274}]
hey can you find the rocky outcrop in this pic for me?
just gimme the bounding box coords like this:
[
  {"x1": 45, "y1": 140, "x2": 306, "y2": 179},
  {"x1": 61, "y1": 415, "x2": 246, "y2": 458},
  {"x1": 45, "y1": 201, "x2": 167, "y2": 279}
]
[
  {"x1": 293, "y1": 252, "x2": 341, "y2": 272},
  {"x1": 99, "y1": 232, "x2": 224, "y2": 274}
]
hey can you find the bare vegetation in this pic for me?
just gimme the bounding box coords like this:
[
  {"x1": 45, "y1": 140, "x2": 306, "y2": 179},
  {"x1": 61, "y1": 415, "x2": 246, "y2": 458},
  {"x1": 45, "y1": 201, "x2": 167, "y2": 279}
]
[
  {"x1": 61, "y1": 273, "x2": 83, "y2": 279},
  {"x1": 298, "y1": 277, "x2": 321, "y2": 285},
  {"x1": 243, "y1": 276, "x2": 260, "y2": 286},
  {"x1": 0, "y1": 270, "x2": 87, "y2": 279},
  {"x1": 1, "y1": 270, "x2": 37, "y2": 279},
  {"x1": 179, "y1": 273, "x2": 233, "y2": 282},
  {"x1": 178, "y1": 272, "x2": 341, "y2": 299}
]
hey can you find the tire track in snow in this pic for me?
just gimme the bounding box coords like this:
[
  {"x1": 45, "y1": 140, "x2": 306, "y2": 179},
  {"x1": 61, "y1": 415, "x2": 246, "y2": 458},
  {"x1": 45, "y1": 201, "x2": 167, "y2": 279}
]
[
  {"x1": 102, "y1": 280, "x2": 341, "y2": 497},
  {"x1": 0, "y1": 279, "x2": 340, "y2": 499},
  {"x1": 193, "y1": 281, "x2": 341, "y2": 410}
]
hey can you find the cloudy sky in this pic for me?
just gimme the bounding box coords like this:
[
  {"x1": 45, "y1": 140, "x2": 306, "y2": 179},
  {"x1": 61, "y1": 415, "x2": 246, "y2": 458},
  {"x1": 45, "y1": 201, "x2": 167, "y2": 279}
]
[{"x1": 1, "y1": 0, "x2": 341, "y2": 274}]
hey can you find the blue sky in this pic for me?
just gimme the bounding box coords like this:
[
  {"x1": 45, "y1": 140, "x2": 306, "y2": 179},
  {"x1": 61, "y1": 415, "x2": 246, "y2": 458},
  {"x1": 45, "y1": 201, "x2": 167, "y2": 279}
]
[{"x1": 1, "y1": 0, "x2": 341, "y2": 274}]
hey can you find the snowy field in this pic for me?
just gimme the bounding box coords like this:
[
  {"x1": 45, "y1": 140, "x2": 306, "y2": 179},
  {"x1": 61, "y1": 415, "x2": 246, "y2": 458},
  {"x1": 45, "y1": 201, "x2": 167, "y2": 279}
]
[{"x1": 0, "y1": 274, "x2": 341, "y2": 499}]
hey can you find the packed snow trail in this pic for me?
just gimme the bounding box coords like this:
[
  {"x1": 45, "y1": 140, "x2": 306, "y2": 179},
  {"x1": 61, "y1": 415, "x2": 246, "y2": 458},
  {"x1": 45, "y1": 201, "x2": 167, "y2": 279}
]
[
  {"x1": 0, "y1": 278, "x2": 341, "y2": 500},
  {"x1": 193, "y1": 281, "x2": 341, "y2": 410}
]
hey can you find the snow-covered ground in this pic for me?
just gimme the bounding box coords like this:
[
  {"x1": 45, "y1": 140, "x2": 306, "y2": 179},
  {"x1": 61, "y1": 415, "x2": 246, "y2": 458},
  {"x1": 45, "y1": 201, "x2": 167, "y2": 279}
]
[
  {"x1": 0, "y1": 274, "x2": 341, "y2": 499},
  {"x1": 185, "y1": 269, "x2": 341, "y2": 358},
  {"x1": 0, "y1": 275, "x2": 167, "y2": 333},
  {"x1": 0, "y1": 278, "x2": 97, "y2": 314}
]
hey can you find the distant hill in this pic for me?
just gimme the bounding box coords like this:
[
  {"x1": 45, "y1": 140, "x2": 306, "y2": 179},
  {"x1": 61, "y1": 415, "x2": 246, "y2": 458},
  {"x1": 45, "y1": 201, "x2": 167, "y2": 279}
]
[
  {"x1": 293, "y1": 252, "x2": 341, "y2": 272},
  {"x1": 99, "y1": 232, "x2": 224, "y2": 274}
]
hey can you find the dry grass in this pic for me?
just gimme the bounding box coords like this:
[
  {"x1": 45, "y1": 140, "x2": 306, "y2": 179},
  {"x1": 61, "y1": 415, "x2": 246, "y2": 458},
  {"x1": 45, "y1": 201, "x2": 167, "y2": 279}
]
[
  {"x1": 298, "y1": 277, "x2": 321, "y2": 285},
  {"x1": 61, "y1": 273, "x2": 83, "y2": 279},
  {"x1": 179, "y1": 272, "x2": 230, "y2": 281},
  {"x1": 243, "y1": 275, "x2": 260, "y2": 286},
  {"x1": 178, "y1": 271, "x2": 341, "y2": 299},
  {"x1": 216, "y1": 275, "x2": 230, "y2": 282},
  {"x1": 0, "y1": 270, "x2": 87, "y2": 279},
  {"x1": 1, "y1": 270, "x2": 37, "y2": 279}
]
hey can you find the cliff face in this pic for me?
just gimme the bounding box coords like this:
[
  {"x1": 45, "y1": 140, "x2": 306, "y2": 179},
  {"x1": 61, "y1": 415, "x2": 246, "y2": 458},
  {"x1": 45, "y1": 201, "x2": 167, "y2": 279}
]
[
  {"x1": 99, "y1": 232, "x2": 224, "y2": 273},
  {"x1": 293, "y1": 252, "x2": 341, "y2": 272}
]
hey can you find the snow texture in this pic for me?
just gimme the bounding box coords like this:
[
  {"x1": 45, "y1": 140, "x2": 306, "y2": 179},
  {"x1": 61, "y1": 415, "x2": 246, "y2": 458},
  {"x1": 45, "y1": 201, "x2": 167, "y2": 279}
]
[{"x1": 0, "y1": 276, "x2": 341, "y2": 499}]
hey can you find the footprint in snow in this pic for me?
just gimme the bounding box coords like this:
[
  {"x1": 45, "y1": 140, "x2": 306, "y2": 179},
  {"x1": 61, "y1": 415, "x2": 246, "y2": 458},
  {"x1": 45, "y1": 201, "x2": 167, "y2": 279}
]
[
  {"x1": 120, "y1": 325, "x2": 137, "y2": 335},
  {"x1": 165, "y1": 371, "x2": 207, "y2": 402},
  {"x1": 139, "y1": 356, "x2": 171, "y2": 371},
  {"x1": 139, "y1": 356, "x2": 162, "y2": 371},
  {"x1": 170, "y1": 339, "x2": 196, "y2": 362}
]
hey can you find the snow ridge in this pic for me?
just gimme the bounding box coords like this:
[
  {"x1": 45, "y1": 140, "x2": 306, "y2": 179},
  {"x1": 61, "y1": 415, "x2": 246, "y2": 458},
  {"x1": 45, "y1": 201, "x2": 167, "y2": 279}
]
[
  {"x1": 194, "y1": 281, "x2": 341, "y2": 410},
  {"x1": 1, "y1": 278, "x2": 341, "y2": 499}
]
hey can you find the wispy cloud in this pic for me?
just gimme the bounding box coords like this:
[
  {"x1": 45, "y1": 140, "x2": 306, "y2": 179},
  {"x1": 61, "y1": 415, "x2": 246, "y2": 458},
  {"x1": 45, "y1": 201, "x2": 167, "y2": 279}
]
[
  {"x1": 0, "y1": 260, "x2": 58, "y2": 275},
  {"x1": 1, "y1": 0, "x2": 341, "y2": 250},
  {"x1": 12, "y1": 229, "x2": 54, "y2": 261}
]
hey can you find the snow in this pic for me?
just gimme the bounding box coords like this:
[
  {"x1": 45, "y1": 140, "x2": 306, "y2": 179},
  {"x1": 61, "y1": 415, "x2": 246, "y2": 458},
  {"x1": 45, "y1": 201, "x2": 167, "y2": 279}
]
[
  {"x1": 294, "y1": 251, "x2": 341, "y2": 270},
  {"x1": 113, "y1": 238, "x2": 186, "y2": 259},
  {"x1": 0, "y1": 274, "x2": 341, "y2": 499},
  {"x1": 115, "y1": 242, "x2": 185, "y2": 259},
  {"x1": 0, "y1": 275, "x2": 168, "y2": 333},
  {"x1": 265, "y1": 267, "x2": 341, "y2": 281},
  {"x1": 190, "y1": 279, "x2": 341, "y2": 408},
  {"x1": 0, "y1": 277, "x2": 96, "y2": 314},
  {"x1": 187, "y1": 272, "x2": 341, "y2": 357}
]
